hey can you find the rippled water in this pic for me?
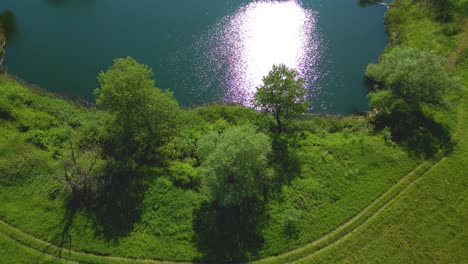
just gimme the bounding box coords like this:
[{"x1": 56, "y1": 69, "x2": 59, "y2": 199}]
[
  {"x1": 214, "y1": 0, "x2": 321, "y2": 105},
  {"x1": 1, "y1": 0, "x2": 388, "y2": 114}
]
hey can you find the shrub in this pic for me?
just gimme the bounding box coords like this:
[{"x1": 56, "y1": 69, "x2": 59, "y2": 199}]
[
  {"x1": 168, "y1": 160, "x2": 201, "y2": 188},
  {"x1": 25, "y1": 130, "x2": 50, "y2": 149}
]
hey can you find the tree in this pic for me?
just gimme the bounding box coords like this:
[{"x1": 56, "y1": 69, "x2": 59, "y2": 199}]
[
  {"x1": 197, "y1": 125, "x2": 273, "y2": 207},
  {"x1": 366, "y1": 47, "x2": 460, "y2": 114},
  {"x1": 53, "y1": 135, "x2": 102, "y2": 202},
  {"x1": 366, "y1": 47, "x2": 462, "y2": 156},
  {"x1": 94, "y1": 57, "x2": 179, "y2": 161},
  {"x1": 254, "y1": 64, "x2": 310, "y2": 134}
]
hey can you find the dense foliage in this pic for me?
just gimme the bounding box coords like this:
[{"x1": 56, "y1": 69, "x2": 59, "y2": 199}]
[
  {"x1": 198, "y1": 125, "x2": 273, "y2": 207},
  {"x1": 366, "y1": 47, "x2": 461, "y2": 156},
  {"x1": 0, "y1": 72, "x2": 420, "y2": 261},
  {"x1": 0, "y1": 0, "x2": 466, "y2": 261},
  {"x1": 367, "y1": 47, "x2": 459, "y2": 111},
  {"x1": 95, "y1": 57, "x2": 179, "y2": 162}
]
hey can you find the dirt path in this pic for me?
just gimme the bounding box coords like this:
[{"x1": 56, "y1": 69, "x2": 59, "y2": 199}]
[{"x1": 0, "y1": 156, "x2": 441, "y2": 264}]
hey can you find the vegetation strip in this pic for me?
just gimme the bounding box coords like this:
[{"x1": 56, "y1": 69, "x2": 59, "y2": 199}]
[
  {"x1": 294, "y1": 158, "x2": 447, "y2": 263},
  {"x1": 0, "y1": 0, "x2": 467, "y2": 263},
  {"x1": 0, "y1": 158, "x2": 437, "y2": 264},
  {"x1": 0, "y1": 220, "x2": 178, "y2": 264},
  {"x1": 252, "y1": 160, "x2": 438, "y2": 264}
]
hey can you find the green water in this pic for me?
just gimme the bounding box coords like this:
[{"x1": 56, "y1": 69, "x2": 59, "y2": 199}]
[{"x1": 0, "y1": 0, "x2": 388, "y2": 114}]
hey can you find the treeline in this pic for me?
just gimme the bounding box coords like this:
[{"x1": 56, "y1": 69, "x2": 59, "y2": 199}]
[
  {"x1": 58, "y1": 57, "x2": 310, "y2": 209},
  {"x1": 58, "y1": 44, "x2": 462, "y2": 211}
]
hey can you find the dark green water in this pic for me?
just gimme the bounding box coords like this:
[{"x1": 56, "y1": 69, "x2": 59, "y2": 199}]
[{"x1": 0, "y1": 0, "x2": 388, "y2": 114}]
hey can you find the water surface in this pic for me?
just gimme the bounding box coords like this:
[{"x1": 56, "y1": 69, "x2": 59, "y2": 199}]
[{"x1": 0, "y1": 0, "x2": 388, "y2": 114}]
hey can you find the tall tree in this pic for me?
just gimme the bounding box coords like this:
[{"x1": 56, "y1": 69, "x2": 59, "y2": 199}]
[
  {"x1": 95, "y1": 57, "x2": 179, "y2": 162},
  {"x1": 197, "y1": 125, "x2": 273, "y2": 207},
  {"x1": 253, "y1": 64, "x2": 310, "y2": 134}
]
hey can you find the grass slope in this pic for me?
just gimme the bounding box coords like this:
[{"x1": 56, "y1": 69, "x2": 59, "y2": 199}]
[
  {"x1": 0, "y1": 231, "x2": 71, "y2": 264},
  {"x1": 0, "y1": 74, "x2": 420, "y2": 261},
  {"x1": 0, "y1": 0, "x2": 466, "y2": 263},
  {"x1": 293, "y1": 0, "x2": 468, "y2": 262},
  {"x1": 301, "y1": 103, "x2": 467, "y2": 263}
]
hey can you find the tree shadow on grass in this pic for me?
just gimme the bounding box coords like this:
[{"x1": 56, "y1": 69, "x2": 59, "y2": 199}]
[
  {"x1": 52, "y1": 160, "x2": 145, "y2": 252},
  {"x1": 268, "y1": 135, "x2": 301, "y2": 193},
  {"x1": 87, "y1": 161, "x2": 145, "y2": 242},
  {"x1": 374, "y1": 110, "x2": 454, "y2": 158},
  {"x1": 50, "y1": 194, "x2": 79, "y2": 257},
  {"x1": 192, "y1": 198, "x2": 267, "y2": 263},
  {"x1": 192, "y1": 132, "x2": 301, "y2": 263}
]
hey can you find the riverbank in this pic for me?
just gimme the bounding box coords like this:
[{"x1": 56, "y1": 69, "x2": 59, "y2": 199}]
[
  {"x1": 0, "y1": 69, "x2": 420, "y2": 262},
  {"x1": 0, "y1": 0, "x2": 465, "y2": 262},
  {"x1": 293, "y1": 0, "x2": 468, "y2": 262}
]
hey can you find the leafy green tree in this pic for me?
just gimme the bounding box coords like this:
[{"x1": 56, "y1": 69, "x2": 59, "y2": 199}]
[
  {"x1": 366, "y1": 47, "x2": 462, "y2": 156},
  {"x1": 254, "y1": 64, "x2": 310, "y2": 134},
  {"x1": 95, "y1": 57, "x2": 179, "y2": 161},
  {"x1": 197, "y1": 125, "x2": 273, "y2": 207},
  {"x1": 366, "y1": 47, "x2": 460, "y2": 114}
]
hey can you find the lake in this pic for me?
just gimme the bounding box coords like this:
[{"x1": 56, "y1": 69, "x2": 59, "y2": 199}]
[{"x1": 0, "y1": 0, "x2": 388, "y2": 114}]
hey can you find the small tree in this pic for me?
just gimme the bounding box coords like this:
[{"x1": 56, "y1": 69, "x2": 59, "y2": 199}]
[
  {"x1": 254, "y1": 64, "x2": 310, "y2": 134},
  {"x1": 366, "y1": 47, "x2": 460, "y2": 114},
  {"x1": 366, "y1": 47, "x2": 462, "y2": 156},
  {"x1": 53, "y1": 136, "x2": 102, "y2": 202},
  {"x1": 94, "y1": 57, "x2": 179, "y2": 161},
  {"x1": 197, "y1": 125, "x2": 273, "y2": 207}
]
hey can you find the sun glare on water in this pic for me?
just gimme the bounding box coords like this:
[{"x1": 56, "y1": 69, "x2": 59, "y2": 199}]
[{"x1": 205, "y1": 0, "x2": 322, "y2": 105}]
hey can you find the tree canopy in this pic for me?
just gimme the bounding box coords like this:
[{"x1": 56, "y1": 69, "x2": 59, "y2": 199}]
[
  {"x1": 253, "y1": 64, "x2": 310, "y2": 134},
  {"x1": 95, "y1": 57, "x2": 179, "y2": 161},
  {"x1": 366, "y1": 47, "x2": 460, "y2": 114},
  {"x1": 197, "y1": 125, "x2": 273, "y2": 207}
]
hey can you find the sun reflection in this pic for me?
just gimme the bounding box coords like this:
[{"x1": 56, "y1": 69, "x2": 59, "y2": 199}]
[
  {"x1": 190, "y1": 0, "x2": 322, "y2": 106},
  {"x1": 215, "y1": 0, "x2": 321, "y2": 105}
]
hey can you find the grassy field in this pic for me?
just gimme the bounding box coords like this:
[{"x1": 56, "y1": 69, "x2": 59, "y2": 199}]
[
  {"x1": 0, "y1": 231, "x2": 69, "y2": 264},
  {"x1": 0, "y1": 74, "x2": 422, "y2": 261},
  {"x1": 294, "y1": 0, "x2": 468, "y2": 262},
  {"x1": 0, "y1": 0, "x2": 466, "y2": 263}
]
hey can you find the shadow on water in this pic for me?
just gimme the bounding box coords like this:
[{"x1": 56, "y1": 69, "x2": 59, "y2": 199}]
[
  {"x1": 0, "y1": 10, "x2": 18, "y2": 40},
  {"x1": 192, "y1": 198, "x2": 267, "y2": 263}
]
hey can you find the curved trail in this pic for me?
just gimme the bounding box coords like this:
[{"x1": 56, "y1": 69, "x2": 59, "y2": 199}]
[
  {"x1": 294, "y1": 158, "x2": 446, "y2": 264},
  {"x1": 0, "y1": 155, "x2": 441, "y2": 264},
  {"x1": 252, "y1": 159, "x2": 439, "y2": 264}
]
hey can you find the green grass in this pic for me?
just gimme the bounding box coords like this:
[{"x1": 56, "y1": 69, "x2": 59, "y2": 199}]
[
  {"x1": 0, "y1": 231, "x2": 71, "y2": 264},
  {"x1": 290, "y1": 0, "x2": 468, "y2": 262},
  {"x1": 301, "y1": 103, "x2": 468, "y2": 263},
  {"x1": 1, "y1": 0, "x2": 466, "y2": 262},
  {"x1": 0, "y1": 73, "x2": 421, "y2": 262}
]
